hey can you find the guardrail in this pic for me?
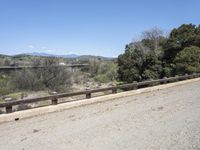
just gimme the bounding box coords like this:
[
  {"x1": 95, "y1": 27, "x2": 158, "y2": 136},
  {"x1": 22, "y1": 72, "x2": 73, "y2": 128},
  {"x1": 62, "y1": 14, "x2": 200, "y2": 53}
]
[{"x1": 0, "y1": 73, "x2": 200, "y2": 113}]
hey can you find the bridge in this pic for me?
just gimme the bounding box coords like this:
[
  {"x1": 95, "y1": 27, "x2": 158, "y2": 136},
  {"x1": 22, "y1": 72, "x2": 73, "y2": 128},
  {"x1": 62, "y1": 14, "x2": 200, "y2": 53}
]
[
  {"x1": 0, "y1": 64, "x2": 89, "y2": 72},
  {"x1": 0, "y1": 75, "x2": 200, "y2": 149}
]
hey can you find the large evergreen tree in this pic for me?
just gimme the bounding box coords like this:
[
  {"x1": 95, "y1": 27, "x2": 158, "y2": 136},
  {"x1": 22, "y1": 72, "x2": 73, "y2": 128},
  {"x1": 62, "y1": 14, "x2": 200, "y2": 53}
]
[
  {"x1": 118, "y1": 44, "x2": 144, "y2": 82},
  {"x1": 118, "y1": 24, "x2": 200, "y2": 83},
  {"x1": 163, "y1": 24, "x2": 200, "y2": 63}
]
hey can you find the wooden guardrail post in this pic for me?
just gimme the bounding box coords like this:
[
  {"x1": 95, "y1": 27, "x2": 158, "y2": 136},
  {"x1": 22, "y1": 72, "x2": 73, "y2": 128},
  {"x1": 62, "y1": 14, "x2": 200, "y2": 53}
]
[
  {"x1": 85, "y1": 87, "x2": 91, "y2": 99},
  {"x1": 51, "y1": 92, "x2": 58, "y2": 105},
  {"x1": 5, "y1": 97, "x2": 12, "y2": 113},
  {"x1": 192, "y1": 74, "x2": 196, "y2": 78},
  {"x1": 163, "y1": 77, "x2": 168, "y2": 84},
  {"x1": 187, "y1": 74, "x2": 192, "y2": 79},
  {"x1": 112, "y1": 87, "x2": 117, "y2": 94},
  {"x1": 52, "y1": 96, "x2": 58, "y2": 105},
  {"x1": 149, "y1": 79, "x2": 155, "y2": 87},
  {"x1": 132, "y1": 81, "x2": 138, "y2": 90},
  {"x1": 193, "y1": 73, "x2": 198, "y2": 78},
  {"x1": 86, "y1": 93, "x2": 91, "y2": 99},
  {"x1": 175, "y1": 75, "x2": 179, "y2": 82},
  {"x1": 185, "y1": 74, "x2": 188, "y2": 79},
  {"x1": 196, "y1": 73, "x2": 198, "y2": 78},
  {"x1": 5, "y1": 106, "x2": 12, "y2": 113},
  {"x1": 5, "y1": 97, "x2": 13, "y2": 113}
]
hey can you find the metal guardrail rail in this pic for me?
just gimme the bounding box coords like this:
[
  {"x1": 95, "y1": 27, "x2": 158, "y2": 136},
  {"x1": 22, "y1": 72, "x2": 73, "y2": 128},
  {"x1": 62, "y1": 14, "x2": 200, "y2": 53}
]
[{"x1": 0, "y1": 73, "x2": 200, "y2": 113}]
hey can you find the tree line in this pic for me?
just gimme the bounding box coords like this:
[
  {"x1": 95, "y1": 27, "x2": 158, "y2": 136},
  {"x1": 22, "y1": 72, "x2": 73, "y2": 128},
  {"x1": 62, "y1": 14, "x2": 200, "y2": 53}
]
[
  {"x1": 0, "y1": 57, "x2": 117, "y2": 98},
  {"x1": 1, "y1": 23, "x2": 200, "y2": 98},
  {"x1": 118, "y1": 24, "x2": 200, "y2": 83}
]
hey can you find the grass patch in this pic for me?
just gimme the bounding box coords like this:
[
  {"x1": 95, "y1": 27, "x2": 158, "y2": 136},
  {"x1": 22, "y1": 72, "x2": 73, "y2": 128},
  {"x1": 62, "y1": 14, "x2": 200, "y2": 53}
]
[
  {"x1": 6, "y1": 92, "x2": 22, "y2": 100},
  {"x1": 0, "y1": 98, "x2": 4, "y2": 103}
]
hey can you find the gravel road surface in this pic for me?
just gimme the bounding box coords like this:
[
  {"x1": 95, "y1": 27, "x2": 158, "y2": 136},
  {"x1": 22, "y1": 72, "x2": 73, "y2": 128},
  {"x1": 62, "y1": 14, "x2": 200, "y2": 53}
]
[{"x1": 0, "y1": 81, "x2": 200, "y2": 150}]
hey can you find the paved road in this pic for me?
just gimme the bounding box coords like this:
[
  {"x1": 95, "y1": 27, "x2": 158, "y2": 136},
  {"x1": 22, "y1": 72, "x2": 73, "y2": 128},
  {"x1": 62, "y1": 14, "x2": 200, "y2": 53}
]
[{"x1": 0, "y1": 81, "x2": 200, "y2": 150}]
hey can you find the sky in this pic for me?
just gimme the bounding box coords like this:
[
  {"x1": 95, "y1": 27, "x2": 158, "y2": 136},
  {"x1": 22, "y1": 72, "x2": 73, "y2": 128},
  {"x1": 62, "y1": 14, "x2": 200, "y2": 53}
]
[{"x1": 0, "y1": 0, "x2": 200, "y2": 57}]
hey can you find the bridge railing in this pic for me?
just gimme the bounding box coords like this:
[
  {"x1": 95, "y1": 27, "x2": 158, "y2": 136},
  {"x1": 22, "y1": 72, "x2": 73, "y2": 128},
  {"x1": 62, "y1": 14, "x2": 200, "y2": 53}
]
[
  {"x1": 0, "y1": 64, "x2": 89, "y2": 71},
  {"x1": 0, "y1": 73, "x2": 200, "y2": 113}
]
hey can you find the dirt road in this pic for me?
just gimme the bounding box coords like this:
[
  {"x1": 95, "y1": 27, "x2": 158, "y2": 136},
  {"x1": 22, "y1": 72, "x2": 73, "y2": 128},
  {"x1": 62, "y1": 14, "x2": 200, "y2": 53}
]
[{"x1": 0, "y1": 80, "x2": 200, "y2": 150}]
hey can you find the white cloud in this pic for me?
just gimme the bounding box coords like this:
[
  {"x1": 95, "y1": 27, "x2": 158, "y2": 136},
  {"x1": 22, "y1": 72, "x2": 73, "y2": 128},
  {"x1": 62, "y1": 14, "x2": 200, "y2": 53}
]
[
  {"x1": 46, "y1": 49, "x2": 53, "y2": 52},
  {"x1": 67, "y1": 51, "x2": 74, "y2": 54},
  {"x1": 28, "y1": 45, "x2": 34, "y2": 49},
  {"x1": 41, "y1": 46, "x2": 47, "y2": 49}
]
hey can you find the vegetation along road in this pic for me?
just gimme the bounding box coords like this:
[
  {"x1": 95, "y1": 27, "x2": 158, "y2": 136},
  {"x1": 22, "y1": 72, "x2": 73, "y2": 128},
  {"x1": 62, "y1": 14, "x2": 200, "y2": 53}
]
[{"x1": 0, "y1": 80, "x2": 200, "y2": 150}]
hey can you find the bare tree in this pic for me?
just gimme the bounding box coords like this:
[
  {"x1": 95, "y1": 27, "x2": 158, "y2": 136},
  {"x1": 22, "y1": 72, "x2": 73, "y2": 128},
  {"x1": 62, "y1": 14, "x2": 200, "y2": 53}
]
[
  {"x1": 88, "y1": 58, "x2": 101, "y2": 77},
  {"x1": 0, "y1": 58, "x2": 11, "y2": 66},
  {"x1": 12, "y1": 57, "x2": 72, "y2": 92},
  {"x1": 142, "y1": 27, "x2": 165, "y2": 55},
  {"x1": 131, "y1": 41, "x2": 151, "y2": 54}
]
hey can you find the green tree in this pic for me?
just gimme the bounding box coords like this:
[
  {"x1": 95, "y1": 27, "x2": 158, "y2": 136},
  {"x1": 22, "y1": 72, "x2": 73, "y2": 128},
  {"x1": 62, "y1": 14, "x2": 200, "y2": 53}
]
[
  {"x1": 118, "y1": 44, "x2": 145, "y2": 82},
  {"x1": 163, "y1": 24, "x2": 200, "y2": 63},
  {"x1": 162, "y1": 24, "x2": 200, "y2": 76},
  {"x1": 117, "y1": 27, "x2": 165, "y2": 83},
  {"x1": 118, "y1": 43, "x2": 164, "y2": 83},
  {"x1": 142, "y1": 53, "x2": 163, "y2": 80},
  {"x1": 174, "y1": 46, "x2": 200, "y2": 75},
  {"x1": 94, "y1": 61, "x2": 118, "y2": 83}
]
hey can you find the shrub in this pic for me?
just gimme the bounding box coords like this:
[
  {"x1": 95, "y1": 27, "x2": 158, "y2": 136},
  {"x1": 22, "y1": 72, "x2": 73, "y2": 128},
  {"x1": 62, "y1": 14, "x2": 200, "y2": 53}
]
[{"x1": 11, "y1": 57, "x2": 73, "y2": 92}]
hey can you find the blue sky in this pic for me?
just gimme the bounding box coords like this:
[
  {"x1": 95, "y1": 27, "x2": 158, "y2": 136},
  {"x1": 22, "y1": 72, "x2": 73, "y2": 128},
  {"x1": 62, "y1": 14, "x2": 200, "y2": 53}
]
[{"x1": 0, "y1": 0, "x2": 200, "y2": 57}]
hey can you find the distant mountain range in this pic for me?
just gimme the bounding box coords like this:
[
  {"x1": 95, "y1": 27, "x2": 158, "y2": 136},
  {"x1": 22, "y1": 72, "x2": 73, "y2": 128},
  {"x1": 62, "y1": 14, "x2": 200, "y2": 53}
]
[
  {"x1": 0, "y1": 52, "x2": 115, "y2": 60},
  {"x1": 26, "y1": 52, "x2": 115, "y2": 60},
  {"x1": 25, "y1": 52, "x2": 79, "y2": 58}
]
